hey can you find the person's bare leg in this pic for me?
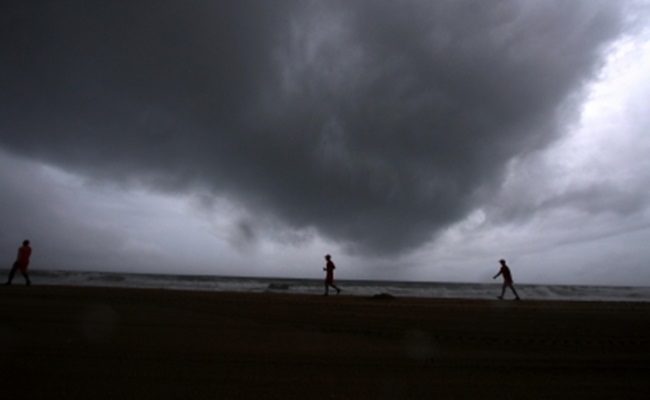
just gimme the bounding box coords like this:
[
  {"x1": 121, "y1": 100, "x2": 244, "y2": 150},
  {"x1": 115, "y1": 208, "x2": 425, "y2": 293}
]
[
  {"x1": 22, "y1": 271, "x2": 31, "y2": 286},
  {"x1": 498, "y1": 285, "x2": 506, "y2": 299},
  {"x1": 5, "y1": 265, "x2": 18, "y2": 285},
  {"x1": 510, "y1": 285, "x2": 520, "y2": 300}
]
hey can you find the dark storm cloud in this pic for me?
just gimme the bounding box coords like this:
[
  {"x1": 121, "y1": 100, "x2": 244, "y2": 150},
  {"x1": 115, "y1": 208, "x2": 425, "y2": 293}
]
[{"x1": 0, "y1": 1, "x2": 626, "y2": 255}]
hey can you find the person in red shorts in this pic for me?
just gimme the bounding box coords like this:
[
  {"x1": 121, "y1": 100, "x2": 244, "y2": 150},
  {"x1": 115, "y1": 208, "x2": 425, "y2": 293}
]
[
  {"x1": 323, "y1": 254, "x2": 341, "y2": 296},
  {"x1": 5, "y1": 240, "x2": 32, "y2": 286},
  {"x1": 493, "y1": 259, "x2": 520, "y2": 300}
]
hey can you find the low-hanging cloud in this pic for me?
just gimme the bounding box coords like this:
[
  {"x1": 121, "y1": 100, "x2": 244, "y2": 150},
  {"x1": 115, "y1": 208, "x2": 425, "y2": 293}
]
[{"x1": 0, "y1": 1, "x2": 627, "y2": 256}]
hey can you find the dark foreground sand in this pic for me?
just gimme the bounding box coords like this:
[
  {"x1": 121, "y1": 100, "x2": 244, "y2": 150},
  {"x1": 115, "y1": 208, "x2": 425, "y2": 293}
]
[{"x1": 1, "y1": 286, "x2": 649, "y2": 399}]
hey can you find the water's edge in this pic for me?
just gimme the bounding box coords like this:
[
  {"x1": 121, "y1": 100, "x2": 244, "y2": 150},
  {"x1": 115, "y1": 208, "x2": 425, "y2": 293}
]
[{"x1": 18, "y1": 270, "x2": 650, "y2": 302}]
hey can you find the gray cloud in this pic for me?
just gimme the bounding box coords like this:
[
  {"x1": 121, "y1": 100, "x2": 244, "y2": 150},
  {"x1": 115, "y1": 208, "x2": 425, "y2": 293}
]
[
  {"x1": 0, "y1": 151, "x2": 127, "y2": 268},
  {"x1": 0, "y1": 1, "x2": 627, "y2": 256}
]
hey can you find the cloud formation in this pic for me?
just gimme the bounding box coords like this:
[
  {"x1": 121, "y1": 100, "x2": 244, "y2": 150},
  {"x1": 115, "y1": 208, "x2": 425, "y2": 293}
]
[{"x1": 0, "y1": 1, "x2": 629, "y2": 257}]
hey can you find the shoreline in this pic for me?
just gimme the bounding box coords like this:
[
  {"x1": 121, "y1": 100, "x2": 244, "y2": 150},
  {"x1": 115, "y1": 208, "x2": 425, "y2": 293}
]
[
  {"x1": 2, "y1": 285, "x2": 649, "y2": 399},
  {"x1": 16, "y1": 270, "x2": 650, "y2": 302}
]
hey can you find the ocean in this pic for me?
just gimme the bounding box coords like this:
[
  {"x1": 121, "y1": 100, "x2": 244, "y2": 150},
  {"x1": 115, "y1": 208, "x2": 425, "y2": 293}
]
[{"x1": 19, "y1": 270, "x2": 650, "y2": 302}]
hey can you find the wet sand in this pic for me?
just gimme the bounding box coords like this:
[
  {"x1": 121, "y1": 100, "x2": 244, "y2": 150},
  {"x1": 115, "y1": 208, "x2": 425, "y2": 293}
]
[{"x1": 1, "y1": 285, "x2": 649, "y2": 399}]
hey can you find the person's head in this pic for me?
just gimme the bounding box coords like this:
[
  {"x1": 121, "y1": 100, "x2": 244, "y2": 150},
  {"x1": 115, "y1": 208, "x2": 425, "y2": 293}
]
[
  {"x1": 325, "y1": 254, "x2": 331, "y2": 260},
  {"x1": 22, "y1": 240, "x2": 30, "y2": 246},
  {"x1": 499, "y1": 259, "x2": 506, "y2": 265}
]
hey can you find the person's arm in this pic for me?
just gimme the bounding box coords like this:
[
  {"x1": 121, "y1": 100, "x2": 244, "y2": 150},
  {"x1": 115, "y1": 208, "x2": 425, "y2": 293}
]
[{"x1": 493, "y1": 270, "x2": 502, "y2": 279}]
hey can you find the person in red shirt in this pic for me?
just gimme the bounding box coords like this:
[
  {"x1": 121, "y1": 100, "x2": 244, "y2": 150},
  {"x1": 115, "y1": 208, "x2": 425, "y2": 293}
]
[
  {"x1": 323, "y1": 254, "x2": 341, "y2": 296},
  {"x1": 5, "y1": 240, "x2": 32, "y2": 286},
  {"x1": 493, "y1": 259, "x2": 520, "y2": 300}
]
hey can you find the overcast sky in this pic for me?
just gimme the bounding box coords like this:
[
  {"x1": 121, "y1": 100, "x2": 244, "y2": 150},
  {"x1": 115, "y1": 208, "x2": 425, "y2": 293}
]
[{"x1": 2, "y1": 1, "x2": 649, "y2": 285}]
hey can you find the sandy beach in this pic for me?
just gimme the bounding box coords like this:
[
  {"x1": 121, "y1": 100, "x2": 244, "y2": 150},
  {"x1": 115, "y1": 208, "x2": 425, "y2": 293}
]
[{"x1": 1, "y1": 285, "x2": 649, "y2": 399}]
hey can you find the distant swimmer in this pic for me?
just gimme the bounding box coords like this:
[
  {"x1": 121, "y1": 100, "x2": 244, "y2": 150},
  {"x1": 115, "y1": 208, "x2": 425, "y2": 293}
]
[
  {"x1": 493, "y1": 259, "x2": 520, "y2": 300},
  {"x1": 323, "y1": 254, "x2": 341, "y2": 296},
  {"x1": 5, "y1": 240, "x2": 32, "y2": 286}
]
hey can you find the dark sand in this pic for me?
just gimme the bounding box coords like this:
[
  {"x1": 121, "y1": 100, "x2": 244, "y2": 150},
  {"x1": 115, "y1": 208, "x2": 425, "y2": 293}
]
[{"x1": 2, "y1": 286, "x2": 649, "y2": 399}]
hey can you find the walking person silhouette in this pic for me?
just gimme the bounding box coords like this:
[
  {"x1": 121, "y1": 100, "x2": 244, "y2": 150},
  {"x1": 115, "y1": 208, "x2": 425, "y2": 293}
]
[
  {"x1": 5, "y1": 240, "x2": 32, "y2": 286},
  {"x1": 323, "y1": 254, "x2": 341, "y2": 296},
  {"x1": 493, "y1": 259, "x2": 520, "y2": 300}
]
